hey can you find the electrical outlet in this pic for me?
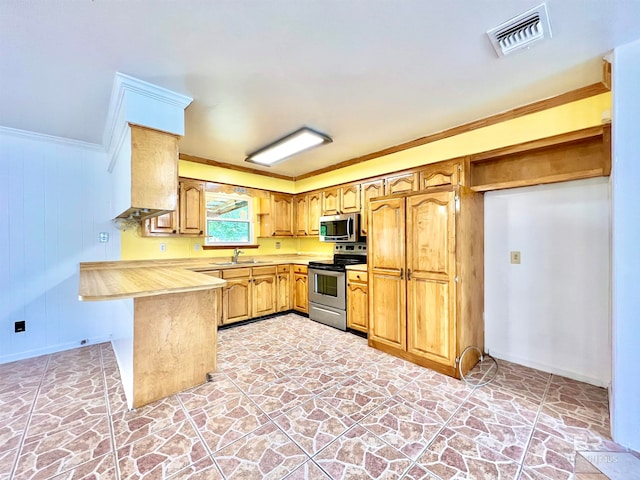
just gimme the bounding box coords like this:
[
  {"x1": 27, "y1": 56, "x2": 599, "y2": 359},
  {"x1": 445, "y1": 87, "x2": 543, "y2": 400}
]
[
  {"x1": 193, "y1": 243, "x2": 200, "y2": 251},
  {"x1": 15, "y1": 320, "x2": 25, "y2": 333},
  {"x1": 99, "y1": 232, "x2": 109, "y2": 243},
  {"x1": 275, "y1": 241, "x2": 281, "y2": 250},
  {"x1": 160, "y1": 243, "x2": 166, "y2": 252},
  {"x1": 510, "y1": 251, "x2": 521, "y2": 264}
]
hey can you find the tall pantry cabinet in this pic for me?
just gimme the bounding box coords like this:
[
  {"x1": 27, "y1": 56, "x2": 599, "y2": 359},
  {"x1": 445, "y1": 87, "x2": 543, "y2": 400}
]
[{"x1": 367, "y1": 185, "x2": 484, "y2": 378}]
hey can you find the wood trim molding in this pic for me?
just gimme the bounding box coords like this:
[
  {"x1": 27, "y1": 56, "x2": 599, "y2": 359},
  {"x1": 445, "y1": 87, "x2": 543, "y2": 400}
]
[
  {"x1": 468, "y1": 125, "x2": 608, "y2": 163},
  {"x1": 179, "y1": 153, "x2": 294, "y2": 181},
  {"x1": 202, "y1": 244, "x2": 260, "y2": 250},
  {"x1": 294, "y1": 82, "x2": 610, "y2": 181}
]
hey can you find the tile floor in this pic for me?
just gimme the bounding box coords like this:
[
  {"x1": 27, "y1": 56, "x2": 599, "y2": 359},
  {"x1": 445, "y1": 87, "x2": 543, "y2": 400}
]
[{"x1": 0, "y1": 313, "x2": 632, "y2": 479}]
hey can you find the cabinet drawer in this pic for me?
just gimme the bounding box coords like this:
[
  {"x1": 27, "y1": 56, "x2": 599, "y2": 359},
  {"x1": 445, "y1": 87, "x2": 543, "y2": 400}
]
[
  {"x1": 277, "y1": 264, "x2": 291, "y2": 274},
  {"x1": 222, "y1": 267, "x2": 252, "y2": 279},
  {"x1": 347, "y1": 270, "x2": 367, "y2": 283},
  {"x1": 252, "y1": 265, "x2": 277, "y2": 276},
  {"x1": 293, "y1": 264, "x2": 308, "y2": 274}
]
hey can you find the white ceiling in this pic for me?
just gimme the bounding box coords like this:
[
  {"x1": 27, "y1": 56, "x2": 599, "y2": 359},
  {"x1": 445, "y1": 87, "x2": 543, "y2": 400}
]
[{"x1": 1, "y1": 1, "x2": 640, "y2": 177}]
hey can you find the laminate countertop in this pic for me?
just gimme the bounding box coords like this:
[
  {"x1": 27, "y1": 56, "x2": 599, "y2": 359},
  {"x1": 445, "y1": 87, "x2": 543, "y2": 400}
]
[
  {"x1": 78, "y1": 254, "x2": 330, "y2": 301},
  {"x1": 345, "y1": 264, "x2": 367, "y2": 272}
]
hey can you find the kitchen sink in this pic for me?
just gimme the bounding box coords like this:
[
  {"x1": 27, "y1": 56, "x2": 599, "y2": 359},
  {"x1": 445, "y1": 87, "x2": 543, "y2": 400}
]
[{"x1": 210, "y1": 260, "x2": 270, "y2": 266}]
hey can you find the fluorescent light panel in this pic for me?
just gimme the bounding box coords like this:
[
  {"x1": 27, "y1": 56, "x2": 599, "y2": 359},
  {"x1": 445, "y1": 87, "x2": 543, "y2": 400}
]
[{"x1": 246, "y1": 127, "x2": 332, "y2": 166}]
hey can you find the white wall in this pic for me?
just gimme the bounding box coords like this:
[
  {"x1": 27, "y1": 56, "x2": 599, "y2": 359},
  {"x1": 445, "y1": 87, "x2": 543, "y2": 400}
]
[
  {"x1": 0, "y1": 127, "x2": 121, "y2": 363},
  {"x1": 611, "y1": 38, "x2": 640, "y2": 452},
  {"x1": 484, "y1": 177, "x2": 611, "y2": 386}
]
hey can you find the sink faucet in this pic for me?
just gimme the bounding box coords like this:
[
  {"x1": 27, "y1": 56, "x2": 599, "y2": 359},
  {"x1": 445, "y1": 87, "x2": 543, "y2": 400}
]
[{"x1": 232, "y1": 248, "x2": 244, "y2": 263}]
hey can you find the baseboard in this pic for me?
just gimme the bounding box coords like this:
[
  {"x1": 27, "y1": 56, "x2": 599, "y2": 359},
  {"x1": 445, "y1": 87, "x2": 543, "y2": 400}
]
[
  {"x1": 488, "y1": 349, "x2": 609, "y2": 387},
  {"x1": 0, "y1": 335, "x2": 113, "y2": 365}
]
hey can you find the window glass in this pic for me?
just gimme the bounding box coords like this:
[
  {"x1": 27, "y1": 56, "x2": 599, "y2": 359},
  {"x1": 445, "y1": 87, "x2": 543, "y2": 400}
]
[{"x1": 205, "y1": 193, "x2": 253, "y2": 245}]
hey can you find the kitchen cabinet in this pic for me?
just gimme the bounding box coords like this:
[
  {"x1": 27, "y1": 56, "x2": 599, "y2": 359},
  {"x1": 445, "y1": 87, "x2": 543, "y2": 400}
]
[
  {"x1": 418, "y1": 160, "x2": 461, "y2": 189},
  {"x1": 179, "y1": 180, "x2": 206, "y2": 235},
  {"x1": 340, "y1": 184, "x2": 361, "y2": 213},
  {"x1": 321, "y1": 188, "x2": 340, "y2": 215},
  {"x1": 201, "y1": 270, "x2": 224, "y2": 326},
  {"x1": 294, "y1": 195, "x2": 308, "y2": 236},
  {"x1": 367, "y1": 186, "x2": 484, "y2": 378},
  {"x1": 114, "y1": 124, "x2": 179, "y2": 220},
  {"x1": 142, "y1": 179, "x2": 205, "y2": 237},
  {"x1": 360, "y1": 179, "x2": 384, "y2": 237},
  {"x1": 277, "y1": 265, "x2": 291, "y2": 312},
  {"x1": 347, "y1": 270, "x2": 368, "y2": 333},
  {"x1": 260, "y1": 193, "x2": 294, "y2": 237},
  {"x1": 221, "y1": 266, "x2": 277, "y2": 324},
  {"x1": 307, "y1": 192, "x2": 321, "y2": 236},
  {"x1": 384, "y1": 172, "x2": 419, "y2": 195},
  {"x1": 292, "y1": 265, "x2": 308, "y2": 313},
  {"x1": 222, "y1": 268, "x2": 252, "y2": 324}
]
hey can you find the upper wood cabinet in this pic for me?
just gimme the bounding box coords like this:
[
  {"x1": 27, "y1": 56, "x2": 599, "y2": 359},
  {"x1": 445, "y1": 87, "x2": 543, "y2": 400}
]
[
  {"x1": 321, "y1": 188, "x2": 340, "y2": 216},
  {"x1": 142, "y1": 178, "x2": 204, "y2": 237},
  {"x1": 360, "y1": 179, "x2": 384, "y2": 237},
  {"x1": 294, "y1": 195, "x2": 308, "y2": 236},
  {"x1": 114, "y1": 124, "x2": 179, "y2": 220},
  {"x1": 179, "y1": 180, "x2": 206, "y2": 235},
  {"x1": 419, "y1": 161, "x2": 461, "y2": 189},
  {"x1": 260, "y1": 193, "x2": 294, "y2": 237},
  {"x1": 307, "y1": 192, "x2": 321, "y2": 236},
  {"x1": 340, "y1": 184, "x2": 361, "y2": 213},
  {"x1": 367, "y1": 187, "x2": 484, "y2": 379},
  {"x1": 384, "y1": 172, "x2": 419, "y2": 195}
]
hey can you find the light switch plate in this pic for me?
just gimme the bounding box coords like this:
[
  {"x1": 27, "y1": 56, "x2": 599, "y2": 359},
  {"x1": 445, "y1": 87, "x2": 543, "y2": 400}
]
[{"x1": 510, "y1": 251, "x2": 521, "y2": 264}]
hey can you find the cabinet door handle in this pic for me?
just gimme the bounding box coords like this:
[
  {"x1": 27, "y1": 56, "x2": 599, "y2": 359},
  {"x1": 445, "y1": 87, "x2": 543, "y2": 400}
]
[
  {"x1": 199, "y1": 230, "x2": 203, "y2": 234},
  {"x1": 172, "y1": 230, "x2": 177, "y2": 234},
  {"x1": 400, "y1": 268, "x2": 403, "y2": 280},
  {"x1": 407, "y1": 269, "x2": 412, "y2": 280}
]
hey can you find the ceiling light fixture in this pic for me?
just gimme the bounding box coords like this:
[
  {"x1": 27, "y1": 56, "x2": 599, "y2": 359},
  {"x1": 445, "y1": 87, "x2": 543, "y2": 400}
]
[{"x1": 245, "y1": 127, "x2": 332, "y2": 166}]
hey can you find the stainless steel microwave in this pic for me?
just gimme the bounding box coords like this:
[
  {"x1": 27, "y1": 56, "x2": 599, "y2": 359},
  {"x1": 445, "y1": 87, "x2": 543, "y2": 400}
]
[{"x1": 319, "y1": 213, "x2": 360, "y2": 243}]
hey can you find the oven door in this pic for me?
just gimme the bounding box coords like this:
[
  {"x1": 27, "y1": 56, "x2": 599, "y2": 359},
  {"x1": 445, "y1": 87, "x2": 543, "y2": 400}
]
[{"x1": 308, "y1": 267, "x2": 346, "y2": 310}]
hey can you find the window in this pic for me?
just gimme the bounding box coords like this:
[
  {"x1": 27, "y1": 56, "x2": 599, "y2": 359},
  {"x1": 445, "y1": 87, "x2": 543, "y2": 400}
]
[{"x1": 205, "y1": 192, "x2": 254, "y2": 245}]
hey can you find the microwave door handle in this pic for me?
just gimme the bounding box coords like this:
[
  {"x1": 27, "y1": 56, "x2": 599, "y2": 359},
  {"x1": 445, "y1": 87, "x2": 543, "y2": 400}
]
[{"x1": 348, "y1": 217, "x2": 353, "y2": 238}]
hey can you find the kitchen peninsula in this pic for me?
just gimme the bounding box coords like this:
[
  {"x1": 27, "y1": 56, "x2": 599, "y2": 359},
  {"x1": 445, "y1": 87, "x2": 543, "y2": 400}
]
[{"x1": 78, "y1": 261, "x2": 226, "y2": 409}]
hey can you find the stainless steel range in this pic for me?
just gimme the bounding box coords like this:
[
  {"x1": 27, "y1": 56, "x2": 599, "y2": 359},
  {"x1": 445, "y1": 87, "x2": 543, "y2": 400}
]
[{"x1": 308, "y1": 243, "x2": 367, "y2": 330}]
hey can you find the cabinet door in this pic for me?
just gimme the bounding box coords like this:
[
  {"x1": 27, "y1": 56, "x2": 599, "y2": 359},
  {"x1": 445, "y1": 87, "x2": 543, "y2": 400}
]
[
  {"x1": 385, "y1": 172, "x2": 418, "y2": 195},
  {"x1": 340, "y1": 184, "x2": 361, "y2": 214},
  {"x1": 419, "y1": 162, "x2": 460, "y2": 189},
  {"x1": 347, "y1": 277, "x2": 368, "y2": 333},
  {"x1": 272, "y1": 193, "x2": 294, "y2": 236},
  {"x1": 277, "y1": 269, "x2": 291, "y2": 312},
  {"x1": 307, "y1": 192, "x2": 321, "y2": 236},
  {"x1": 405, "y1": 191, "x2": 457, "y2": 368},
  {"x1": 179, "y1": 181, "x2": 205, "y2": 235},
  {"x1": 368, "y1": 197, "x2": 406, "y2": 349},
  {"x1": 223, "y1": 278, "x2": 251, "y2": 324},
  {"x1": 252, "y1": 274, "x2": 277, "y2": 317},
  {"x1": 294, "y1": 195, "x2": 308, "y2": 236},
  {"x1": 293, "y1": 272, "x2": 308, "y2": 313},
  {"x1": 360, "y1": 180, "x2": 384, "y2": 236},
  {"x1": 144, "y1": 211, "x2": 178, "y2": 236},
  {"x1": 321, "y1": 188, "x2": 340, "y2": 215}
]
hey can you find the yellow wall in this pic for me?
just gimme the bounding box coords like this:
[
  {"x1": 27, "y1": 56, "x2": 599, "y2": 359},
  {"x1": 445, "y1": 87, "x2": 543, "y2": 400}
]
[
  {"x1": 295, "y1": 93, "x2": 612, "y2": 192},
  {"x1": 121, "y1": 92, "x2": 611, "y2": 260}
]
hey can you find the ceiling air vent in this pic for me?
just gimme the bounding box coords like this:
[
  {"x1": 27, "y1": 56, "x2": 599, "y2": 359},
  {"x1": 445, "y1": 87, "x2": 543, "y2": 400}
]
[{"x1": 487, "y1": 3, "x2": 552, "y2": 57}]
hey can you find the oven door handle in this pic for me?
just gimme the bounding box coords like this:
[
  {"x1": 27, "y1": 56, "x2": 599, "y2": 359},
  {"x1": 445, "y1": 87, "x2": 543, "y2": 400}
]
[{"x1": 310, "y1": 305, "x2": 342, "y2": 316}]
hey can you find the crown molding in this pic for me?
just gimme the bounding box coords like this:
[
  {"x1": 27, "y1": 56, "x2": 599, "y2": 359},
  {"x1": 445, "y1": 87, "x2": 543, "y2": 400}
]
[
  {"x1": 103, "y1": 72, "x2": 193, "y2": 153},
  {"x1": 0, "y1": 125, "x2": 104, "y2": 152}
]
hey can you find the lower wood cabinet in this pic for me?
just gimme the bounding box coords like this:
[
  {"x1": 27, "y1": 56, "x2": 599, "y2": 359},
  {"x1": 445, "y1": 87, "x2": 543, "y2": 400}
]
[
  {"x1": 221, "y1": 266, "x2": 277, "y2": 325},
  {"x1": 201, "y1": 270, "x2": 223, "y2": 326},
  {"x1": 292, "y1": 265, "x2": 308, "y2": 313},
  {"x1": 277, "y1": 265, "x2": 291, "y2": 312},
  {"x1": 347, "y1": 270, "x2": 368, "y2": 333}
]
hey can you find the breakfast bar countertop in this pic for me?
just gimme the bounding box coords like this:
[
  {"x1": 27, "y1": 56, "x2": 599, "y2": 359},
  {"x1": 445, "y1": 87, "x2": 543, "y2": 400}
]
[{"x1": 78, "y1": 265, "x2": 226, "y2": 301}]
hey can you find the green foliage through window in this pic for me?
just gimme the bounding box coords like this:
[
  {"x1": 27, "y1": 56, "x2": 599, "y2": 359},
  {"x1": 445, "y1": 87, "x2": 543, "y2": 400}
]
[{"x1": 205, "y1": 193, "x2": 253, "y2": 245}]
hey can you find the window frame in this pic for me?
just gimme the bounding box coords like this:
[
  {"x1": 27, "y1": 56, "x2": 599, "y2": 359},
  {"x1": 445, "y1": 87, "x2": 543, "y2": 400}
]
[{"x1": 204, "y1": 192, "x2": 255, "y2": 246}]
